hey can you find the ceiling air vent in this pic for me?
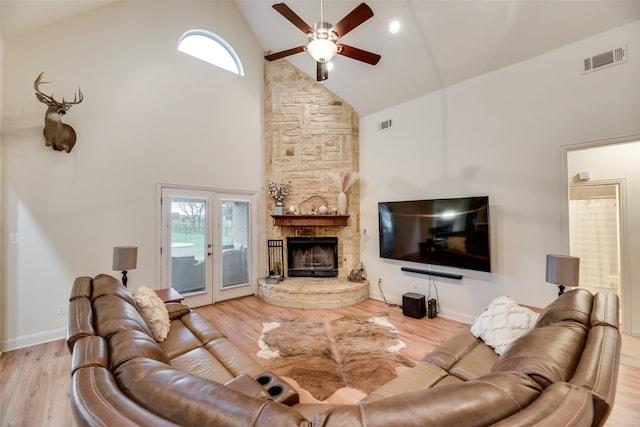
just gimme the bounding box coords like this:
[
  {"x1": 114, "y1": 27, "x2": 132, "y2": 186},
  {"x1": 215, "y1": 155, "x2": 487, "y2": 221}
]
[
  {"x1": 378, "y1": 119, "x2": 392, "y2": 131},
  {"x1": 583, "y1": 45, "x2": 627, "y2": 74}
]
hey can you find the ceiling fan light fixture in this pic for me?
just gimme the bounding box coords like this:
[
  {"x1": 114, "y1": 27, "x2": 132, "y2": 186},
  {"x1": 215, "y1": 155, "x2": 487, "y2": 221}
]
[{"x1": 307, "y1": 38, "x2": 337, "y2": 63}]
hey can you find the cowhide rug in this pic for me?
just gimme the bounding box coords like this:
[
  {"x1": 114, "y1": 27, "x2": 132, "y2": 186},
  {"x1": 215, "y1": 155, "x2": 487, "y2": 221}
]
[{"x1": 257, "y1": 313, "x2": 415, "y2": 401}]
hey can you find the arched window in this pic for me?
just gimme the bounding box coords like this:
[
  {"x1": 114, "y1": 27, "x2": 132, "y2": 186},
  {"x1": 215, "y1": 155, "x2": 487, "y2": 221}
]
[{"x1": 177, "y1": 29, "x2": 244, "y2": 76}]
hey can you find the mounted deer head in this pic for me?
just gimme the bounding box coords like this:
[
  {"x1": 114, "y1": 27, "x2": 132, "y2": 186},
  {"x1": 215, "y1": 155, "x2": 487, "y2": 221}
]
[{"x1": 34, "y1": 72, "x2": 83, "y2": 153}]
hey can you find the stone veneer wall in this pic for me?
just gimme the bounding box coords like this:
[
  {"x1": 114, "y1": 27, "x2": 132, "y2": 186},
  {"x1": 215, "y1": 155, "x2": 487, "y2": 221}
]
[{"x1": 264, "y1": 60, "x2": 360, "y2": 279}]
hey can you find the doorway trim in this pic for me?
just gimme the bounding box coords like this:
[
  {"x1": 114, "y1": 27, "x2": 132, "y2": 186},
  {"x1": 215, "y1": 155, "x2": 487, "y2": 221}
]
[{"x1": 561, "y1": 133, "x2": 639, "y2": 334}]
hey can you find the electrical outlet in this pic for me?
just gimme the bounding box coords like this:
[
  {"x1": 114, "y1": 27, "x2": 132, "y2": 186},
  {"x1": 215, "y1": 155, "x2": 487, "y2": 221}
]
[
  {"x1": 413, "y1": 284, "x2": 424, "y2": 293},
  {"x1": 9, "y1": 234, "x2": 19, "y2": 245},
  {"x1": 57, "y1": 305, "x2": 65, "y2": 315}
]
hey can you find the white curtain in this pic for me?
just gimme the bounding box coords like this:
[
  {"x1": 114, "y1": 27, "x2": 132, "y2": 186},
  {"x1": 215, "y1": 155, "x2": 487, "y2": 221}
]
[{"x1": 569, "y1": 198, "x2": 619, "y2": 291}]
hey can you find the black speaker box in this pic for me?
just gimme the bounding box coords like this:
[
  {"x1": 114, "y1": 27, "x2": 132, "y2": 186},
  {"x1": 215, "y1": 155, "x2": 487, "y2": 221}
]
[{"x1": 402, "y1": 292, "x2": 426, "y2": 319}]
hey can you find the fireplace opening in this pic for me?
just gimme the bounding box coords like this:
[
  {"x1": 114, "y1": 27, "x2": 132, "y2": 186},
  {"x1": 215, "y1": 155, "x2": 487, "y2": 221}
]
[{"x1": 287, "y1": 237, "x2": 338, "y2": 277}]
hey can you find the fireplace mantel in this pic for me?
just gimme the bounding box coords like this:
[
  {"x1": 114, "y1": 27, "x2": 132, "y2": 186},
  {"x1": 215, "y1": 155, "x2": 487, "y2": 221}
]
[{"x1": 271, "y1": 215, "x2": 349, "y2": 227}]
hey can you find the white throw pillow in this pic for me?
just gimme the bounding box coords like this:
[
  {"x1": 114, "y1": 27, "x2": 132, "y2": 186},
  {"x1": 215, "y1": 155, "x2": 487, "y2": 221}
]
[
  {"x1": 470, "y1": 296, "x2": 538, "y2": 355},
  {"x1": 133, "y1": 286, "x2": 171, "y2": 342}
]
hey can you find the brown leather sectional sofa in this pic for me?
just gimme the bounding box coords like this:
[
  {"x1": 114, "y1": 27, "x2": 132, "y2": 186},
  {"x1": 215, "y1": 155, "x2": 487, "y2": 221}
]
[{"x1": 67, "y1": 273, "x2": 621, "y2": 426}]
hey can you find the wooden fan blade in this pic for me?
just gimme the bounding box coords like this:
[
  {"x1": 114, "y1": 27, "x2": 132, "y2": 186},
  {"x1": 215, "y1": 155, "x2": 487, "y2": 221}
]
[
  {"x1": 337, "y1": 44, "x2": 381, "y2": 65},
  {"x1": 317, "y1": 61, "x2": 328, "y2": 82},
  {"x1": 331, "y1": 3, "x2": 374, "y2": 38},
  {"x1": 273, "y1": 3, "x2": 314, "y2": 35},
  {"x1": 265, "y1": 46, "x2": 306, "y2": 61}
]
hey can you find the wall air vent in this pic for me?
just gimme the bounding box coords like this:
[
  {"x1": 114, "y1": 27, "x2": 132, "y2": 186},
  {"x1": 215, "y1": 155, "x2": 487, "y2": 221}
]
[
  {"x1": 378, "y1": 119, "x2": 393, "y2": 131},
  {"x1": 583, "y1": 45, "x2": 627, "y2": 74}
]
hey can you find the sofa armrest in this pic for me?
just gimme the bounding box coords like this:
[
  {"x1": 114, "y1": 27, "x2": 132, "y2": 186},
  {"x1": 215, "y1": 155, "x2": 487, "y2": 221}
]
[
  {"x1": 166, "y1": 302, "x2": 191, "y2": 320},
  {"x1": 71, "y1": 335, "x2": 108, "y2": 375},
  {"x1": 66, "y1": 297, "x2": 95, "y2": 353},
  {"x1": 421, "y1": 329, "x2": 483, "y2": 370},
  {"x1": 570, "y1": 324, "x2": 621, "y2": 426},
  {"x1": 225, "y1": 374, "x2": 271, "y2": 400},
  {"x1": 490, "y1": 382, "x2": 594, "y2": 427},
  {"x1": 114, "y1": 358, "x2": 307, "y2": 426},
  {"x1": 71, "y1": 366, "x2": 179, "y2": 427},
  {"x1": 304, "y1": 372, "x2": 542, "y2": 427}
]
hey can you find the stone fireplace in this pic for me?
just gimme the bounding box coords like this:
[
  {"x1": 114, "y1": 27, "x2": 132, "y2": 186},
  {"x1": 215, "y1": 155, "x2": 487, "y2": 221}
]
[
  {"x1": 260, "y1": 60, "x2": 367, "y2": 309},
  {"x1": 263, "y1": 60, "x2": 361, "y2": 280},
  {"x1": 287, "y1": 237, "x2": 338, "y2": 278}
]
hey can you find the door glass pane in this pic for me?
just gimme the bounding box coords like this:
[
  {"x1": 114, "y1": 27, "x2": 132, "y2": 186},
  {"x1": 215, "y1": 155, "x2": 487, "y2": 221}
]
[
  {"x1": 170, "y1": 197, "x2": 207, "y2": 294},
  {"x1": 221, "y1": 200, "x2": 250, "y2": 288}
]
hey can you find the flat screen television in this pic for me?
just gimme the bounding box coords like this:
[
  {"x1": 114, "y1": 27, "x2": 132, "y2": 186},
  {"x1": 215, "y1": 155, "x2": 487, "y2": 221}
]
[{"x1": 378, "y1": 196, "x2": 491, "y2": 272}]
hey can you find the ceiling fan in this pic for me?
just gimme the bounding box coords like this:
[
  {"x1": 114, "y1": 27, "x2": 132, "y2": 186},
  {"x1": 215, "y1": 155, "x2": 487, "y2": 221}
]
[{"x1": 264, "y1": 1, "x2": 381, "y2": 82}]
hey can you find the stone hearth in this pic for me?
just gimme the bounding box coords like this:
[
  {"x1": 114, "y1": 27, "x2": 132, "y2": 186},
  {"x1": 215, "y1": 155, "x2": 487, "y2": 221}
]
[{"x1": 257, "y1": 277, "x2": 369, "y2": 309}]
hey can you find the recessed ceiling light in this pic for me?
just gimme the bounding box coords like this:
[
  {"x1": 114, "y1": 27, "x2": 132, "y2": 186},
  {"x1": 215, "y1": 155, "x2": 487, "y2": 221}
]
[{"x1": 389, "y1": 20, "x2": 400, "y2": 34}]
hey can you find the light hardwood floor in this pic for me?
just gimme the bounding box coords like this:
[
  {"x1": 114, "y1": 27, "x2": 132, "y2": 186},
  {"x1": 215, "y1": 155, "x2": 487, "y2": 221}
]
[{"x1": 1, "y1": 296, "x2": 639, "y2": 426}]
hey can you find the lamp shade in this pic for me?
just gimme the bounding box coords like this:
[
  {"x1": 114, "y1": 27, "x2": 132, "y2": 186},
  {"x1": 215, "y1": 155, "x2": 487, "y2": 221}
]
[
  {"x1": 307, "y1": 38, "x2": 337, "y2": 63},
  {"x1": 546, "y1": 254, "x2": 579, "y2": 286},
  {"x1": 113, "y1": 246, "x2": 138, "y2": 271}
]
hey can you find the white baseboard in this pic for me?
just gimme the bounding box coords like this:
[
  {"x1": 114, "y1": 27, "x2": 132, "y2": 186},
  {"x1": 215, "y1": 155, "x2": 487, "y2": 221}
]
[
  {"x1": 0, "y1": 328, "x2": 66, "y2": 352},
  {"x1": 369, "y1": 294, "x2": 475, "y2": 325}
]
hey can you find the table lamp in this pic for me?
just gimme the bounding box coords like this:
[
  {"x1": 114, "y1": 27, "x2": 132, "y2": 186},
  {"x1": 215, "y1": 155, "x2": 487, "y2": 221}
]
[
  {"x1": 545, "y1": 254, "x2": 579, "y2": 297},
  {"x1": 113, "y1": 246, "x2": 137, "y2": 287}
]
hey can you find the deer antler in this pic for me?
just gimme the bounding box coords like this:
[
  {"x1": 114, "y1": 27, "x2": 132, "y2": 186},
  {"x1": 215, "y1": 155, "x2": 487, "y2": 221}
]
[
  {"x1": 34, "y1": 72, "x2": 55, "y2": 104},
  {"x1": 62, "y1": 88, "x2": 84, "y2": 107},
  {"x1": 34, "y1": 71, "x2": 83, "y2": 108}
]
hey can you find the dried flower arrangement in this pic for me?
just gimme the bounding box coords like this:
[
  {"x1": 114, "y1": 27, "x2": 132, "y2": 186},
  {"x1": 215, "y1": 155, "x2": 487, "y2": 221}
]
[
  {"x1": 327, "y1": 166, "x2": 360, "y2": 193},
  {"x1": 267, "y1": 180, "x2": 291, "y2": 202}
]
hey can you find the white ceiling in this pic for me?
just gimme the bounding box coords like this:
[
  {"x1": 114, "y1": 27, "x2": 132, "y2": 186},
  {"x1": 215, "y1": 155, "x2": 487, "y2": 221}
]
[{"x1": 3, "y1": 1, "x2": 640, "y2": 116}]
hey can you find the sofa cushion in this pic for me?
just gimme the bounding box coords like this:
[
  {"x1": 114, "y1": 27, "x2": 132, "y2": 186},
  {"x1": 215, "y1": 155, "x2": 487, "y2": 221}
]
[
  {"x1": 180, "y1": 311, "x2": 226, "y2": 344},
  {"x1": 448, "y1": 341, "x2": 499, "y2": 380},
  {"x1": 362, "y1": 361, "x2": 450, "y2": 402},
  {"x1": 92, "y1": 274, "x2": 137, "y2": 306},
  {"x1": 170, "y1": 347, "x2": 235, "y2": 383},
  {"x1": 133, "y1": 286, "x2": 171, "y2": 342},
  {"x1": 470, "y1": 296, "x2": 538, "y2": 354},
  {"x1": 93, "y1": 294, "x2": 153, "y2": 339},
  {"x1": 159, "y1": 319, "x2": 204, "y2": 359},
  {"x1": 534, "y1": 288, "x2": 593, "y2": 329},
  {"x1": 108, "y1": 329, "x2": 170, "y2": 370},
  {"x1": 492, "y1": 321, "x2": 588, "y2": 388}
]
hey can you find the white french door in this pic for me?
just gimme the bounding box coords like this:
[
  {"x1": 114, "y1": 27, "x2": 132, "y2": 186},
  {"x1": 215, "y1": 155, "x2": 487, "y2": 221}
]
[{"x1": 159, "y1": 186, "x2": 256, "y2": 307}]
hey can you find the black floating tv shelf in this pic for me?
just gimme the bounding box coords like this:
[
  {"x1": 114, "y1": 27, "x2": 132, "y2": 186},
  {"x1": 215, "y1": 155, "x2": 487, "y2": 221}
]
[{"x1": 401, "y1": 267, "x2": 463, "y2": 280}]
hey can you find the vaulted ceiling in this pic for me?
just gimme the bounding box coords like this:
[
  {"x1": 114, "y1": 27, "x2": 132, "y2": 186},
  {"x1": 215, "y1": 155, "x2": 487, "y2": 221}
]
[{"x1": 3, "y1": 0, "x2": 640, "y2": 116}]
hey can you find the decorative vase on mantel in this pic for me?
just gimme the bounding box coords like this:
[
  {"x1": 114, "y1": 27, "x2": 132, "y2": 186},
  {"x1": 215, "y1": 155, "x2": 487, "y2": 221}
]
[
  {"x1": 337, "y1": 192, "x2": 347, "y2": 215},
  {"x1": 275, "y1": 201, "x2": 284, "y2": 215}
]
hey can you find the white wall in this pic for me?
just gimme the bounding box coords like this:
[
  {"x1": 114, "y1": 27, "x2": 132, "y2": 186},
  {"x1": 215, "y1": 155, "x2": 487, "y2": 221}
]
[
  {"x1": 0, "y1": 9, "x2": 5, "y2": 353},
  {"x1": 567, "y1": 140, "x2": 640, "y2": 335},
  {"x1": 0, "y1": 1, "x2": 264, "y2": 350},
  {"x1": 360, "y1": 20, "x2": 640, "y2": 323}
]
